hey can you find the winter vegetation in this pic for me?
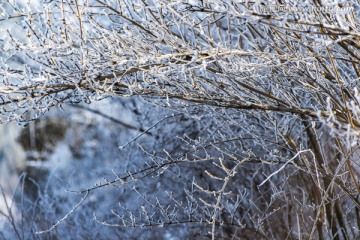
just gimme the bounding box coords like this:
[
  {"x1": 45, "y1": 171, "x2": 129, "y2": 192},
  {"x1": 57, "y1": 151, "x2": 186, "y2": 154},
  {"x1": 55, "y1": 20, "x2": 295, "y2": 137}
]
[{"x1": 0, "y1": 0, "x2": 360, "y2": 239}]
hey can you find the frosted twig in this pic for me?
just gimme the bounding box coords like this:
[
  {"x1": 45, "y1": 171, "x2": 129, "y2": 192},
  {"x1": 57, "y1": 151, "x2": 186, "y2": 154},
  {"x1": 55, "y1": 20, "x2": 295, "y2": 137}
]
[
  {"x1": 119, "y1": 113, "x2": 183, "y2": 149},
  {"x1": 259, "y1": 150, "x2": 310, "y2": 187},
  {"x1": 35, "y1": 191, "x2": 89, "y2": 234}
]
